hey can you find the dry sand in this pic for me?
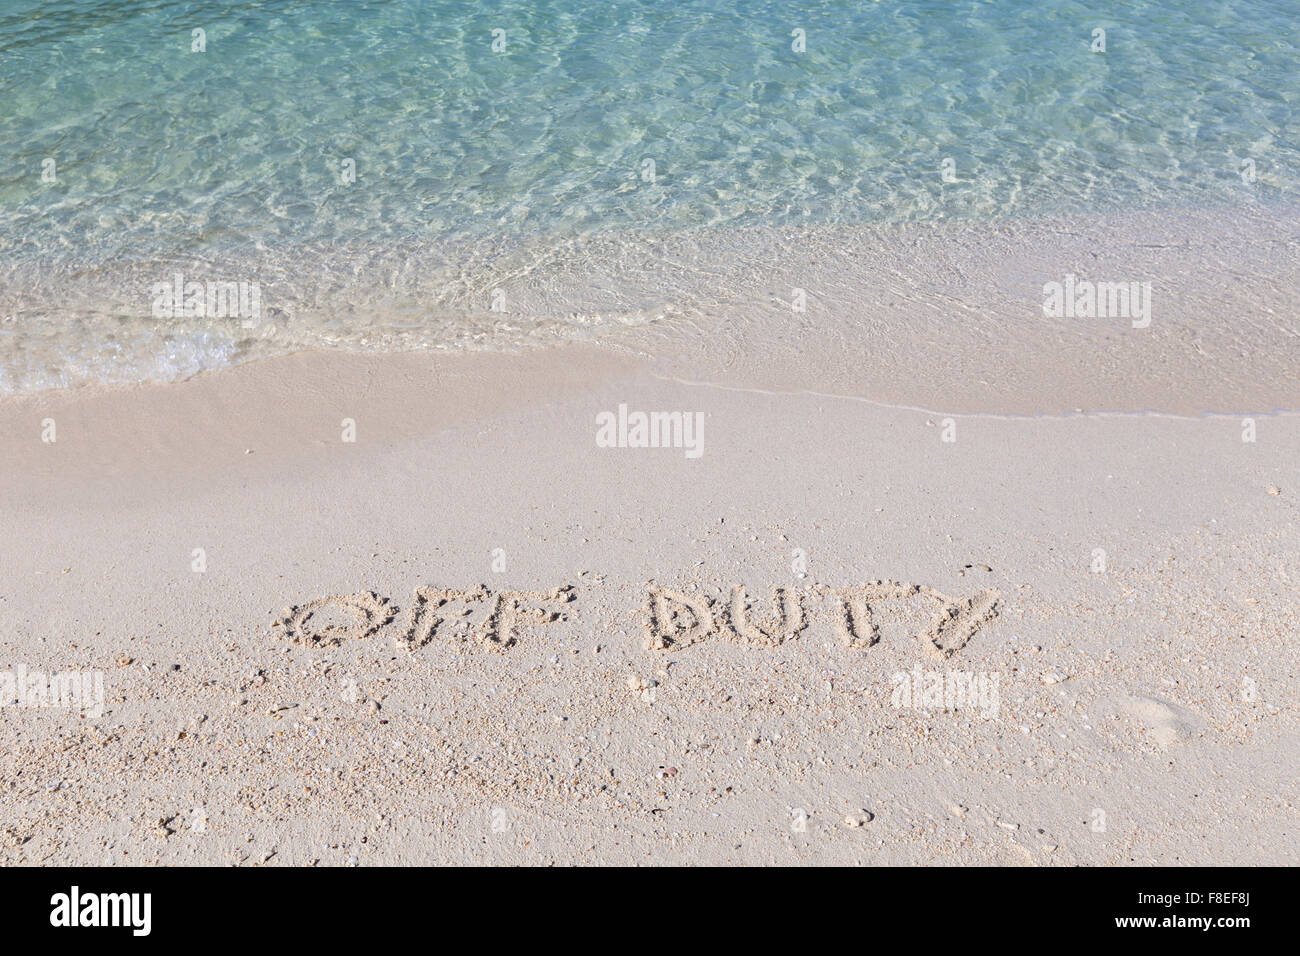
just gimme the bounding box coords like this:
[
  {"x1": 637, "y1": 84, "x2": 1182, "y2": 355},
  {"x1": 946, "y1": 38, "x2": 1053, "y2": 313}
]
[{"x1": 1, "y1": 342, "x2": 1297, "y2": 865}]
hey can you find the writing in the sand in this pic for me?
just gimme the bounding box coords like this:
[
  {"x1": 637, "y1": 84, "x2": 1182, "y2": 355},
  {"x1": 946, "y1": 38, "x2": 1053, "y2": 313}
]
[{"x1": 273, "y1": 581, "x2": 1000, "y2": 659}]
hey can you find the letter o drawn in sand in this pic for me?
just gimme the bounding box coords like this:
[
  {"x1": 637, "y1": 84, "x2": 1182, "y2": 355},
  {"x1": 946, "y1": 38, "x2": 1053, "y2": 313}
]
[{"x1": 275, "y1": 592, "x2": 394, "y2": 647}]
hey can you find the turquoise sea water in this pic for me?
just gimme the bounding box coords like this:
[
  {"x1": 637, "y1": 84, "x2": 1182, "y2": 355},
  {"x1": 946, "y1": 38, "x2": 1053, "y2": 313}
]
[{"x1": 1, "y1": 0, "x2": 1297, "y2": 390}]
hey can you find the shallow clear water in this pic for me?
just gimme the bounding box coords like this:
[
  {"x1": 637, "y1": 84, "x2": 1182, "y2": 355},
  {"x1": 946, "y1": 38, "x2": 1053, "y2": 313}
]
[{"x1": 1, "y1": 0, "x2": 1297, "y2": 391}]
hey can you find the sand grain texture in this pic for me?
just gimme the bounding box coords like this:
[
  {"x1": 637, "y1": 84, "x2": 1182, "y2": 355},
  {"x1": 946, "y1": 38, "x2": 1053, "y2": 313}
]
[{"x1": 1, "y1": 344, "x2": 1296, "y2": 865}]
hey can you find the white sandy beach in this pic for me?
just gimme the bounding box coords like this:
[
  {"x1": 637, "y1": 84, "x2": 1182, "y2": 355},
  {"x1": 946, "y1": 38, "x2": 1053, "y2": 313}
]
[
  {"x1": 1, "y1": 339, "x2": 1296, "y2": 865},
  {"x1": 5, "y1": 0, "x2": 1300, "y2": 884}
]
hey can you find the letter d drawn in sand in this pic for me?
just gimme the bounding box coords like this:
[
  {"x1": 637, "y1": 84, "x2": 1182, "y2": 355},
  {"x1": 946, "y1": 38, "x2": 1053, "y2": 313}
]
[{"x1": 644, "y1": 587, "x2": 716, "y2": 650}]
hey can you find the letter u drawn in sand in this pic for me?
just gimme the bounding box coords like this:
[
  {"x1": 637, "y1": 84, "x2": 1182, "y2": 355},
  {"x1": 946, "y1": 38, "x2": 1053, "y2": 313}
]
[{"x1": 728, "y1": 585, "x2": 805, "y2": 646}]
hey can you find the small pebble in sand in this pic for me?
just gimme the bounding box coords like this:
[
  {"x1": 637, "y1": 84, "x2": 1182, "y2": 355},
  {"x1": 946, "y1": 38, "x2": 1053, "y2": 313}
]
[
  {"x1": 1041, "y1": 671, "x2": 1068, "y2": 685},
  {"x1": 843, "y1": 811, "x2": 874, "y2": 828},
  {"x1": 626, "y1": 674, "x2": 657, "y2": 692}
]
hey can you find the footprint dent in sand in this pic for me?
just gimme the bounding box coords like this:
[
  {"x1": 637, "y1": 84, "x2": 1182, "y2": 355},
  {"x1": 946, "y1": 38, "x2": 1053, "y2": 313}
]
[
  {"x1": 1109, "y1": 694, "x2": 1204, "y2": 749},
  {"x1": 273, "y1": 581, "x2": 999, "y2": 659}
]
